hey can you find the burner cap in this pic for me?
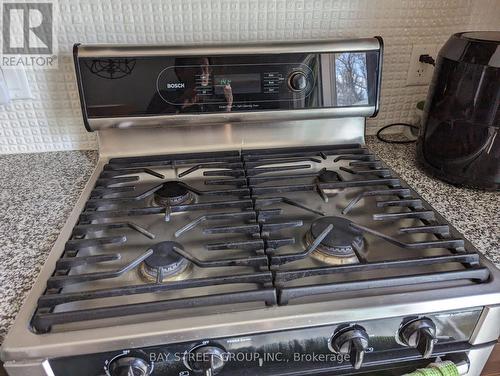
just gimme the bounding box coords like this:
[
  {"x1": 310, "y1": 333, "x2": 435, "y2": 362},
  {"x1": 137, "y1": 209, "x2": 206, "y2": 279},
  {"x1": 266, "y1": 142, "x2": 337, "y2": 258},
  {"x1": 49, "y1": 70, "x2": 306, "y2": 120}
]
[
  {"x1": 140, "y1": 241, "x2": 192, "y2": 282},
  {"x1": 307, "y1": 216, "x2": 364, "y2": 264},
  {"x1": 154, "y1": 181, "x2": 193, "y2": 206},
  {"x1": 318, "y1": 169, "x2": 341, "y2": 183}
]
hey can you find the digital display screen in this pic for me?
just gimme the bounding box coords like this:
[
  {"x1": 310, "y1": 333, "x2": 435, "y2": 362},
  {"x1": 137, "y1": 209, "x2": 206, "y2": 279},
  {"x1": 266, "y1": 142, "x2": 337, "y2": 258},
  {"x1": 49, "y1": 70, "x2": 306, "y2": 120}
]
[{"x1": 214, "y1": 73, "x2": 261, "y2": 94}]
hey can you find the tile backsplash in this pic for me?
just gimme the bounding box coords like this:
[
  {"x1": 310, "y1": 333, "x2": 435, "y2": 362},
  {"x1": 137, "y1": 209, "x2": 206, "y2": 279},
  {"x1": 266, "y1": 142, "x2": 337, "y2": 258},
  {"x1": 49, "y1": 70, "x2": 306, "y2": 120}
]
[{"x1": 0, "y1": 0, "x2": 499, "y2": 154}]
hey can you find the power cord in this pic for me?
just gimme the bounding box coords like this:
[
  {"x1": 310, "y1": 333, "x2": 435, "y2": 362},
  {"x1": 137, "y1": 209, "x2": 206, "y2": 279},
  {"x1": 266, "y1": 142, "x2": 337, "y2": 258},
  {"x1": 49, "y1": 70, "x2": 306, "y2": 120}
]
[{"x1": 376, "y1": 123, "x2": 419, "y2": 144}]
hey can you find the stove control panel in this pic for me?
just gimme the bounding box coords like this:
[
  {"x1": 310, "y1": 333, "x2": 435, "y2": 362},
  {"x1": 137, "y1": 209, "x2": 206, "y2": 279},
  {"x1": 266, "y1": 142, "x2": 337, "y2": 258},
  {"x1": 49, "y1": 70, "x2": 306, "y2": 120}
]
[
  {"x1": 49, "y1": 309, "x2": 481, "y2": 375},
  {"x1": 155, "y1": 62, "x2": 315, "y2": 108},
  {"x1": 73, "y1": 38, "x2": 383, "y2": 131}
]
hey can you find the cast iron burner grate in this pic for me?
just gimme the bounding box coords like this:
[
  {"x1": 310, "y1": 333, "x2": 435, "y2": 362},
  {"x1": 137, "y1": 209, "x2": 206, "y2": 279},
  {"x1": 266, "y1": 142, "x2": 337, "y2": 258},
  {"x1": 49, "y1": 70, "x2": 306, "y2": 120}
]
[{"x1": 30, "y1": 144, "x2": 490, "y2": 333}]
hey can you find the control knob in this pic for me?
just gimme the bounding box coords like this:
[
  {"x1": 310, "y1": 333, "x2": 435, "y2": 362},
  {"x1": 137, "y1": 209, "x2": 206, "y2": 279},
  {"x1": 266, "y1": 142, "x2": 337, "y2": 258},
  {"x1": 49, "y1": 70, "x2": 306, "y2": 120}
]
[
  {"x1": 398, "y1": 317, "x2": 437, "y2": 359},
  {"x1": 330, "y1": 324, "x2": 369, "y2": 370},
  {"x1": 288, "y1": 71, "x2": 307, "y2": 91},
  {"x1": 108, "y1": 356, "x2": 151, "y2": 376},
  {"x1": 188, "y1": 345, "x2": 227, "y2": 376}
]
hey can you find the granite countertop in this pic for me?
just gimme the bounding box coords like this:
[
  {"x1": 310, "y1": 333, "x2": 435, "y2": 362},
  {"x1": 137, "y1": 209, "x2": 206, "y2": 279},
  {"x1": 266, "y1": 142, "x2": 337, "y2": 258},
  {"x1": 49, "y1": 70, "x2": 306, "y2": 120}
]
[
  {"x1": 0, "y1": 151, "x2": 98, "y2": 344},
  {"x1": 0, "y1": 138, "x2": 498, "y2": 346}
]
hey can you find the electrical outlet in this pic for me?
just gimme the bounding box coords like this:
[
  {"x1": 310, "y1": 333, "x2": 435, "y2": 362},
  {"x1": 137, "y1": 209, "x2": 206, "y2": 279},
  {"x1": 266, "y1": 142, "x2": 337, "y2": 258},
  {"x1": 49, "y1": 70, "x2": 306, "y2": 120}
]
[{"x1": 406, "y1": 44, "x2": 437, "y2": 86}]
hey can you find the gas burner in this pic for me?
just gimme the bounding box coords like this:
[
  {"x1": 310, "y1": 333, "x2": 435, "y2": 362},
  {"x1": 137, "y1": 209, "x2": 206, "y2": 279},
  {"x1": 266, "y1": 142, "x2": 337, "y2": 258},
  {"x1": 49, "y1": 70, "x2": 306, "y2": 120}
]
[
  {"x1": 154, "y1": 181, "x2": 194, "y2": 206},
  {"x1": 318, "y1": 169, "x2": 341, "y2": 183},
  {"x1": 139, "y1": 241, "x2": 192, "y2": 282},
  {"x1": 305, "y1": 216, "x2": 363, "y2": 265}
]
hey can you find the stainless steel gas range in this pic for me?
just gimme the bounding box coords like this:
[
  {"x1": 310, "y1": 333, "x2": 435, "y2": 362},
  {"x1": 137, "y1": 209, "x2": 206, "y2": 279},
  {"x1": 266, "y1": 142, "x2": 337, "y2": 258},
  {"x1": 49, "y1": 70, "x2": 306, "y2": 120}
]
[{"x1": 1, "y1": 38, "x2": 499, "y2": 376}]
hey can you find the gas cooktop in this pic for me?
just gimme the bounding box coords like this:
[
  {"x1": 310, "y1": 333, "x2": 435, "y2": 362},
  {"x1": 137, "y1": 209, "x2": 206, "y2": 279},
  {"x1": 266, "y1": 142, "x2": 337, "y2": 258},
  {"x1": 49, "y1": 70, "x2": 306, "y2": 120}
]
[{"x1": 30, "y1": 144, "x2": 489, "y2": 335}]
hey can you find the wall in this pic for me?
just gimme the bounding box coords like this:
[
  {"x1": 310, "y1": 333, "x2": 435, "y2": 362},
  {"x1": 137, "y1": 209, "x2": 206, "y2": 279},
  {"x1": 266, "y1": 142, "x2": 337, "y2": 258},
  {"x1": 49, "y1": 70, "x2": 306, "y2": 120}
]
[{"x1": 0, "y1": 0, "x2": 499, "y2": 154}]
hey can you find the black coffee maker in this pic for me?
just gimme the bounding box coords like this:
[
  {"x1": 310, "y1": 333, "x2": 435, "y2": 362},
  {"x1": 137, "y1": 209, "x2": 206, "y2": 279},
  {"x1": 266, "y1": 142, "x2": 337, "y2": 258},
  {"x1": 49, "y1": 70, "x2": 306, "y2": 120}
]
[{"x1": 417, "y1": 31, "x2": 499, "y2": 190}]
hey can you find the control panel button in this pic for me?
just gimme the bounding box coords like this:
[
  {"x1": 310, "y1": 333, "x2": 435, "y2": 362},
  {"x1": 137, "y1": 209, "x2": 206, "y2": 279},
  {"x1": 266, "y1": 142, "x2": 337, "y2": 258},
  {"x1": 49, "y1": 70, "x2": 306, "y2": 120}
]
[
  {"x1": 188, "y1": 345, "x2": 227, "y2": 375},
  {"x1": 330, "y1": 324, "x2": 369, "y2": 370},
  {"x1": 398, "y1": 317, "x2": 437, "y2": 358},
  {"x1": 263, "y1": 87, "x2": 278, "y2": 94},
  {"x1": 108, "y1": 356, "x2": 151, "y2": 376},
  {"x1": 288, "y1": 71, "x2": 307, "y2": 91}
]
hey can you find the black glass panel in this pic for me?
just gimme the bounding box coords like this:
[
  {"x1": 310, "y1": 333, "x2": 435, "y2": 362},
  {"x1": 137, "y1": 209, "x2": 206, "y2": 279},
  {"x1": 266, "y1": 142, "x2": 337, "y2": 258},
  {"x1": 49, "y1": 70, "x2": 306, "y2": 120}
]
[{"x1": 77, "y1": 51, "x2": 379, "y2": 118}]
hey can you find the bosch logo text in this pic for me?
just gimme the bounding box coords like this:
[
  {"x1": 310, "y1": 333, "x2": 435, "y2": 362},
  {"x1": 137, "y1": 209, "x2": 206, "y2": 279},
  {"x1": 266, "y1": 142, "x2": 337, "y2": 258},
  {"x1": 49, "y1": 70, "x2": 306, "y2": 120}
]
[{"x1": 167, "y1": 83, "x2": 185, "y2": 89}]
